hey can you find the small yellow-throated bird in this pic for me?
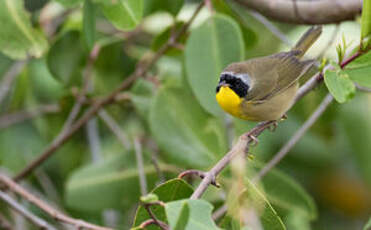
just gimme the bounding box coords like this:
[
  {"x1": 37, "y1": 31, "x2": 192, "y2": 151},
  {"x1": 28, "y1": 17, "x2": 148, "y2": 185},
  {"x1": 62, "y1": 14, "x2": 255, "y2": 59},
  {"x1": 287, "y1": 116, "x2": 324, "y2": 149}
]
[{"x1": 216, "y1": 26, "x2": 322, "y2": 121}]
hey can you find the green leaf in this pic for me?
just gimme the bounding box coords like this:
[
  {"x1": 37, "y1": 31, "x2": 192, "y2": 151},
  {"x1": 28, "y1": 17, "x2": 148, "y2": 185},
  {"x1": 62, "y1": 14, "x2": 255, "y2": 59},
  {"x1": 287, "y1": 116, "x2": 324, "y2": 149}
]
[
  {"x1": 172, "y1": 202, "x2": 189, "y2": 230},
  {"x1": 83, "y1": 0, "x2": 96, "y2": 50},
  {"x1": 345, "y1": 51, "x2": 371, "y2": 69},
  {"x1": 65, "y1": 153, "x2": 178, "y2": 212},
  {"x1": 324, "y1": 69, "x2": 355, "y2": 103},
  {"x1": 342, "y1": 51, "x2": 371, "y2": 88},
  {"x1": 165, "y1": 199, "x2": 220, "y2": 230},
  {"x1": 93, "y1": 40, "x2": 136, "y2": 94},
  {"x1": 47, "y1": 31, "x2": 86, "y2": 85},
  {"x1": 364, "y1": 217, "x2": 371, "y2": 230},
  {"x1": 245, "y1": 182, "x2": 286, "y2": 230},
  {"x1": 185, "y1": 14, "x2": 245, "y2": 115},
  {"x1": 344, "y1": 67, "x2": 371, "y2": 88},
  {"x1": 284, "y1": 212, "x2": 311, "y2": 230},
  {"x1": 251, "y1": 163, "x2": 317, "y2": 220},
  {"x1": 133, "y1": 179, "x2": 194, "y2": 229},
  {"x1": 55, "y1": 0, "x2": 83, "y2": 7},
  {"x1": 144, "y1": 0, "x2": 184, "y2": 16},
  {"x1": 130, "y1": 78, "x2": 156, "y2": 120},
  {"x1": 99, "y1": 0, "x2": 143, "y2": 31},
  {"x1": 229, "y1": 181, "x2": 286, "y2": 230},
  {"x1": 151, "y1": 22, "x2": 186, "y2": 56},
  {"x1": 339, "y1": 95, "x2": 371, "y2": 185},
  {"x1": 140, "y1": 193, "x2": 159, "y2": 203},
  {"x1": 0, "y1": 0, "x2": 48, "y2": 59},
  {"x1": 361, "y1": 0, "x2": 371, "y2": 40},
  {"x1": 149, "y1": 85, "x2": 227, "y2": 168}
]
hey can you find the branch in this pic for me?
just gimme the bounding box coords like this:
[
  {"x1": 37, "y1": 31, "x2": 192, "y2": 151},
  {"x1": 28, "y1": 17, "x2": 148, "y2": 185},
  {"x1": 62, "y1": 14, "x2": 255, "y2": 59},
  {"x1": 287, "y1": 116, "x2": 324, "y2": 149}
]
[
  {"x1": 252, "y1": 93, "x2": 334, "y2": 182},
  {"x1": 232, "y1": 0, "x2": 362, "y2": 24},
  {"x1": 0, "y1": 104, "x2": 60, "y2": 129},
  {"x1": 98, "y1": 109, "x2": 131, "y2": 149},
  {"x1": 0, "y1": 61, "x2": 27, "y2": 106},
  {"x1": 134, "y1": 137, "x2": 148, "y2": 195},
  {"x1": 13, "y1": 2, "x2": 205, "y2": 181},
  {"x1": 0, "y1": 191, "x2": 57, "y2": 230},
  {"x1": 0, "y1": 173, "x2": 113, "y2": 230},
  {"x1": 190, "y1": 50, "x2": 365, "y2": 199},
  {"x1": 190, "y1": 121, "x2": 275, "y2": 199}
]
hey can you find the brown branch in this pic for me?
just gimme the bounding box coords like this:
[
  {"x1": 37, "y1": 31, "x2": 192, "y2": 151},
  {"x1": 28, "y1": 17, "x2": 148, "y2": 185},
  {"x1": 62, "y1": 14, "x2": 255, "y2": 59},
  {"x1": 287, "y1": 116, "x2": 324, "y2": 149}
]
[
  {"x1": 0, "y1": 104, "x2": 60, "y2": 129},
  {"x1": 233, "y1": 0, "x2": 362, "y2": 24},
  {"x1": 13, "y1": 2, "x2": 205, "y2": 182},
  {"x1": 143, "y1": 204, "x2": 169, "y2": 230},
  {"x1": 0, "y1": 173, "x2": 112, "y2": 230},
  {"x1": 190, "y1": 121, "x2": 275, "y2": 199},
  {"x1": 0, "y1": 191, "x2": 57, "y2": 230}
]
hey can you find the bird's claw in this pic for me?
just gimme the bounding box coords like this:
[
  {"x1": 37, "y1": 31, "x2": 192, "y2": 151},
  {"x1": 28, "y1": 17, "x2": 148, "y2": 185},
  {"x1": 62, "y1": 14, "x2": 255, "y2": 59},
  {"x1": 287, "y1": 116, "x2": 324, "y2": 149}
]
[{"x1": 248, "y1": 134, "x2": 259, "y2": 146}]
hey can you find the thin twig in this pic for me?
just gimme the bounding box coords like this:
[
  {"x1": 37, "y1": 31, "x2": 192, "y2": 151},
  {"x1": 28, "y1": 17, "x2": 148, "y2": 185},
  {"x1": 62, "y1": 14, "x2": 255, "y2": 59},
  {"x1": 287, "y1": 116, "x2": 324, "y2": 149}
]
[
  {"x1": 85, "y1": 118, "x2": 102, "y2": 162},
  {"x1": 0, "y1": 61, "x2": 27, "y2": 106},
  {"x1": 252, "y1": 93, "x2": 334, "y2": 182},
  {"x1": 14, "y1": 2, "x2": 205, "y2": 181},
  {"x1": 134, "y1": 137, "x2": 148, "y2": 195},
  {"x1": 0, "y1": 173, "x2": 113, "y2": 230},
  {"x1": 356, "y1": 83, "x2": 371, "y2": 92},
  {"x1": 144, "y1": 205, "x2": 169, "y2": 230},
  {"x1": 98, "y1": 109, "x2": 131, "y2": 150},
  {"x1": 0, "y1": 191, "x2": 57, "y2": 230},
  {"x1": 0, "y1": 104, "x2": 60, "y2": 129},
  {"x1": 146, "y1": 139, "x2": 166, "y2": 183},
  {"x1": 212, "y1": 204, "x2": 228, "y2": 220}
]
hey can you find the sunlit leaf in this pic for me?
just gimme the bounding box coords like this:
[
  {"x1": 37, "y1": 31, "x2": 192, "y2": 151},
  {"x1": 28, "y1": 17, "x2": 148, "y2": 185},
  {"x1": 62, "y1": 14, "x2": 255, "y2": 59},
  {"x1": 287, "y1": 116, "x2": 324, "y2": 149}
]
[
  {"x1": 144, "y1": 0, "x2": 184, "y2": 16},
  {"x1": 0, "y1": 0, "x2": 48, "y2": 59},
  {"x1": 165, "y1": 199, "x2": 220, "y2": 230},
  {"x1": 324, "y1": 69, "x2": 355, "y2": 103},
  {"x1": 99, "y1": 0, "x2": 143, "y2": 31}
]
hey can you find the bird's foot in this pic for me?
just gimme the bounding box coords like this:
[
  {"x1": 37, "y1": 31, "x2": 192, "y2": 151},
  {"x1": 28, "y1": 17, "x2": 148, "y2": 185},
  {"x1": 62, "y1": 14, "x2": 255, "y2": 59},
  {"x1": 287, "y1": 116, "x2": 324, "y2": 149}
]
[{"x1": 247, "y1": 134, "x2": 259, "y2": 146}]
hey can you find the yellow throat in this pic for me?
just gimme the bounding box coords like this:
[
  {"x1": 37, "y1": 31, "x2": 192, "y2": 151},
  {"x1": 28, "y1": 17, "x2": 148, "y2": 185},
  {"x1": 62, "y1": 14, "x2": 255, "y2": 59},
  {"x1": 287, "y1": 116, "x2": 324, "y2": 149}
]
[{"x1": 216, "y1": 86, "x2": 243, "y2": 118}]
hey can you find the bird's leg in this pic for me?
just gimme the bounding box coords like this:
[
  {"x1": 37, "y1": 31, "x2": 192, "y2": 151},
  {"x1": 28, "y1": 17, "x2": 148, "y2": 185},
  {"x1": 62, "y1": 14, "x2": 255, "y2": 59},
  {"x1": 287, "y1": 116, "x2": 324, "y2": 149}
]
[
  {"x1": 178, "y1": 170, "x2": 220, "y2": 187},
  {"x1": 247, "y1": 134, "x2": 259, "y2": 146}
]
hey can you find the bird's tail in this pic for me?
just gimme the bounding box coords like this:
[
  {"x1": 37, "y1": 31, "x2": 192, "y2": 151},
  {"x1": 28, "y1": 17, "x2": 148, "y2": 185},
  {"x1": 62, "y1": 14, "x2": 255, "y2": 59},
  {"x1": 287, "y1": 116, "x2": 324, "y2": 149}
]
[{"x1": 292, "y1": 26, "x2": 322, "y2": 58}]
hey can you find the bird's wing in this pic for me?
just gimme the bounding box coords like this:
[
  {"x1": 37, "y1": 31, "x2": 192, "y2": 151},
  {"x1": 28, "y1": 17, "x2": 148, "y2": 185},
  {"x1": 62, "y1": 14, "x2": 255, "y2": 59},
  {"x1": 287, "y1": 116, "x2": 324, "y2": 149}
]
[
  {"x1": 242, "y1": 57, "x2": 278, "y2": 101},
  {"x1": 250, "y1": 51, "x2": 314, "y2": 102}
]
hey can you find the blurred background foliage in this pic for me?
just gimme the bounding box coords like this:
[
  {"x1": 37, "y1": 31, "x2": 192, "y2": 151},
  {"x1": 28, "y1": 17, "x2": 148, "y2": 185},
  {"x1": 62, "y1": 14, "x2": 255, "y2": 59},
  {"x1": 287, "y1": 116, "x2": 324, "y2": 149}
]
[{"x1": 0, "y1": 0, "x2": 370, "y2": 229}]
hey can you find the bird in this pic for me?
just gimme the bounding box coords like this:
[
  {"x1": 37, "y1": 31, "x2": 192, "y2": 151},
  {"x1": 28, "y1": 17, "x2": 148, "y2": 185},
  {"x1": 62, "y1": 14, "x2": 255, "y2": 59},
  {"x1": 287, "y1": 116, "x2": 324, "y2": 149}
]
[{"x1": 216, "y1": 26, "x2": 322, "y2": 121}]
